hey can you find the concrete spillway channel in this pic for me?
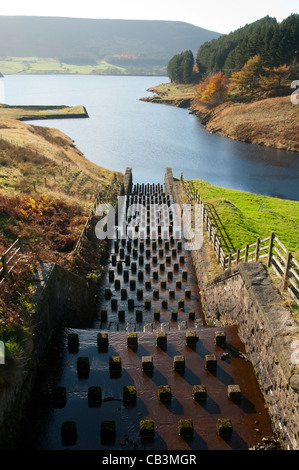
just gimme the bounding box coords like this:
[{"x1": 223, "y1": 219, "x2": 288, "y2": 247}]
[{"x1": 19, "y1": 181, "x2": 273, "y2": 450}]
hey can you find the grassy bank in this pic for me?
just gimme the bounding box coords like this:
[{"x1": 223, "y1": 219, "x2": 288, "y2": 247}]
[
  {"x1": 188, "y1": 179, "x2": 299, "y2": 260},
  {"x1": 0, "y1": 104, "x2": 88, "y2": 121},
  {"x1": 142, "y1": 82, "x2": 299, "y2": 152},
  {"x1": 0, "y1": 117, "x2": 122, "y2": 375}
]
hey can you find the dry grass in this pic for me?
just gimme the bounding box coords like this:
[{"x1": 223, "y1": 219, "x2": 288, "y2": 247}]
[
  {"x1": 0, "y1": 118, "x2": 122, "y2": 209},
  {"x1": 143, "y1": 82, "x2": 298, "y2": 152},
  {"x1": 0, "y1": 117, "x2": 122, "y2": 366},
  {"x1": 0, "y1": 104, "x2": 87, "y2": 121},
  {"x1": 192, "y1": 96, "x2": 299, "y2": 152}
]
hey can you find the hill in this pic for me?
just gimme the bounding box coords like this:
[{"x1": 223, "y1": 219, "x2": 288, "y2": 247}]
[
  {"x1": 0, "y1": 117, "x2": 121, "y2": 208},
  {"x1": 196, "y1": 14, "x2": 299, "y2": 74},
  {"x1": 0, "y1": 16, "x2": 221, "y2": 75}
]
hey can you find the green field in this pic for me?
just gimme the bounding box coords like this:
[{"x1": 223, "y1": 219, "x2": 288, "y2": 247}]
[
  {"x1": 0, "y1": 57, "x2": 127, "y2": 75},
  {"x1": 188, "y1": 180, "x2": 299, "y2": 260}
]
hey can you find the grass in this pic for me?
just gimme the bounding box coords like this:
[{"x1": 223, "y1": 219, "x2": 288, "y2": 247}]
[
  {"x1": 0, "y1": 104, "x2": 88, "y2": 120},
  {"x1": 0, "y1": 57, "x2": 127, "y2": 75},
  {"x1": 0, "y1": 117, "x2": 122, "y2": 376},
  {"x1": 141, "y1": 82, "x2": 196, "y2": 105},
  {"x1": 143, "y1": 81, "x2": 299, "y2": 152},
  {"x1": 188, "y1": 179, "x2": 299, "y2": 260},
  {"x1": 0, "y1": 118, "x2": 121, "y2": 209}
]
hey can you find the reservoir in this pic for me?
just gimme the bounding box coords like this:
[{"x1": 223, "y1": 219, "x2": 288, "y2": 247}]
[{"x1": 3, "y1": 74, "x2": 299, "y2": 201}]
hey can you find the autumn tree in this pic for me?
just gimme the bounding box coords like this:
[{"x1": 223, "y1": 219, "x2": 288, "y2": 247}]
[
  {"x1": 260, "y1": 64, "x2": 290, "y2": 90},
  {"x1": 194, "y1": 72, "x2": 228, "y2": 108},
  {"x1": 228, "y1": 55, "x2": 263, "y2": 97}
]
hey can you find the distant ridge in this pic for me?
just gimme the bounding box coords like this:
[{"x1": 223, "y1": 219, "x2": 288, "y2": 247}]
[{"x1": 0, "y1": 16, "x2": 221, "y2": 75}]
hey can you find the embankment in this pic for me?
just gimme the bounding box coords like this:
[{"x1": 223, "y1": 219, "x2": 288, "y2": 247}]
[
  {"x1": 0, "y1": 104, "x2": 89, "y2": 121},
  {"x1": 141, "y1": 83, "x2": 299, "y2": 152},
  {"x1": 165, "y1": 168, "x2": 299, "y2": 450}
]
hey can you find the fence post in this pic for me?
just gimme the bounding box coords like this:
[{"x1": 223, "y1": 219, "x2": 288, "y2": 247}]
[
  {"x1": 244, "y1": 243, "x2": 249, "y2": 263},
  {"x1": 1, "y1": 255, "x2": 8, "y2": 277},
  {"x1": 282, "y1": 252, "x2": 292, "y2": 291},
  {"x1": 18, "y1": 235, "x2": 24, "y2": 254},
  {"x1": 255, "y1": 237, "x2": 260, "y2": 262},
  {"x1": 267, "y1": 232, "x2": 275, "y2": 267},
  {"x1": 236, "y1": 249, "x2": 240, "y2": 265}
]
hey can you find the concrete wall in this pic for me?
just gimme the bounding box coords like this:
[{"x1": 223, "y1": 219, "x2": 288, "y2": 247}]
[
  {"x1": 31, "y1": 262, "x2": 98, "y2": 364},
  {"x1": 0, "y1": 262, "x2": 98, "y2": 448},
  {"x1": 164, "y1": 168, "x2": 299, "y2": 450}
]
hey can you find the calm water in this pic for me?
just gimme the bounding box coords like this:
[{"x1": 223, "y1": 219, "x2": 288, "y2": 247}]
[{"x1": 3, "y1": 74, "x2": 299, "y2": 200}]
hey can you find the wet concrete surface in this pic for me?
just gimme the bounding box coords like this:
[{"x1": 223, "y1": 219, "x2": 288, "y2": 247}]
[{"x1": 18, "y1": 182, "x2": 274, "y2": 450}]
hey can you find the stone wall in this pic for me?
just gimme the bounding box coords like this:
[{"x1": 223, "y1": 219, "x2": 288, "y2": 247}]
[
  {"x1": 31, "y1": 262, "x2": 98, "y2": 365},
  {"x1": 0, "y1": 262, "x2": 98, "y2": 448},
  {"x1": 164, "y1": 168, "x2": 299, "y2": 450}
]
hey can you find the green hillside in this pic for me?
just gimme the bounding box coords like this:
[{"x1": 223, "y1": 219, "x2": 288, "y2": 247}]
[
  {"x1": 0, "y1": 16, "x2": 221, "y2": 75},
  {"x1": 196, "y1": 14, "x2": 299, "y2": 74}
]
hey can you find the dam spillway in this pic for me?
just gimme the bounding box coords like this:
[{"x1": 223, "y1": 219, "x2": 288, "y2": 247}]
[{"x1": 17, "y1": 178, "x2": 274, "y2": 451}]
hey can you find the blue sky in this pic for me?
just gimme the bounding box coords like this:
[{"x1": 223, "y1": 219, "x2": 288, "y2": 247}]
[{"x1": 1, "y1": 0, "x2": 298, "y2": 33}]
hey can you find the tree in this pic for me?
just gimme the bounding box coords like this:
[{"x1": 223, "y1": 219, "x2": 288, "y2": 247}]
[
  {"x1": 194, "y1": 72, "x2": 228, "y2": 108},
  {"x1": 260, "y1": 64, "x2": 291, "y2": 90},
  {"x1": 167, "y1": 50, "x2": 195, "y2": 84},
  {"x1": 229, "y1": 55, "x2": 263, "y2": 97}
]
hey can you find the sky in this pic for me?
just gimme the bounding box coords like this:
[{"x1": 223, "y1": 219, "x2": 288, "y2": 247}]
[{"x1": 0, "y1": 0, "x2": 298, "y2": 34}]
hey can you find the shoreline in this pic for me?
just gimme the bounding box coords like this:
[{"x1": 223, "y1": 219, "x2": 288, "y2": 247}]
[
  {"x1": 141, "y1": 83, "x2": 299, "y2": 153},
  {"x1": 0, "y1": 104, "x2": 89, "y2": 121}
]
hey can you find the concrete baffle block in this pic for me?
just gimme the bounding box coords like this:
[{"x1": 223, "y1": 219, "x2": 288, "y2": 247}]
[
  {"x1": 119, "y1": 310, "x2": 125, "y2": 322},
  {"x1": 178, "y1": 419, "x2": 193, "y2": 438},
  {"x1": 97, "y1": 332, "x2": 109, "y2": 351},
  {"x1": 136, "y1": 310, "x2": 143, "y2": 322},
  {"x1": 68, "y1": 333, "x2": 79, "y2": 353},
  {"x1": 137, "y1": 288, "x2": 143, "y2": 300},
  {"x1": 142, "y1": 356, "x2": 153, "y2": 372},
  {"x1": 215, "y1": 331, "x2": 226, "y2": 348},
  {"x1": 127, "y1": 333, "x2": 138, "y2": 350},
  {"x1": 227, "y1": 384, "x2": 242, "y2": 402},
  {"x1": 193, "y1": 385, "x2": 207, "y2": 402},
  {"x1": 205, "y1": 354, "x2": 217, "y2": 371},
  {"x1": 109, "y1": 356, "x2": 122, "y2": 372},
  {"x1": 139, "y1": 420, "x2": 155, "y2": 439},
  {"x1": 101, "y1": 421, "x2": 116, "y2": 443},
  {"x1": 153, "y1": 288, "x2": 159, "y2": 299},
  {"x1": 186, "y1": 331, "x2": 198, "y2": 347},
  {"x1": 173, "y1": 355, "x2": 185, "y2": 372},
  {"x1": 171, "y1": 310, "x2": 178, "y2": 321},
  {"x1": 158, "y1": 385, "x2": 171, "y2": 402},
  {"x1": 216, "y1": 418, "x2": 233, "y2": 438},
  {"x1": 185, "y1": 289, "x2": 191, "y2": 298},
  {"x1": 153, "y1": 310, "x2": 160, "y2": 321},
  {"x1": 123, "y1": 386, "x2": 137, "y2": 405},
  {"x1": 156, "y1": 332, "x2": 167, "y2": 348}
]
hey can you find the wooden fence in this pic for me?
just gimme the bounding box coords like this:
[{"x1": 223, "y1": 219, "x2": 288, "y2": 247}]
[
  {"x1": 0, "y1": 236, "x2": 25, "y2": 281},
  {"x1": 181, "y1": 175, "x2": 299, "y2": 303}
]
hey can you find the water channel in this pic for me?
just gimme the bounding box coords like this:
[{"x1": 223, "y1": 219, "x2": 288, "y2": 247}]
[
  {"x1": 17, "y1": 181, "x2": 273, "y2": 450},
  {"x1": 4, "y1": 73, "x2": 296, "y2": 450}
]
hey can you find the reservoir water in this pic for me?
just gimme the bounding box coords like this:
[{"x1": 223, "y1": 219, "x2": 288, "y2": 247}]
[{"x1": 3, "y1": 74, "x2": 299, "y2": 200}]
